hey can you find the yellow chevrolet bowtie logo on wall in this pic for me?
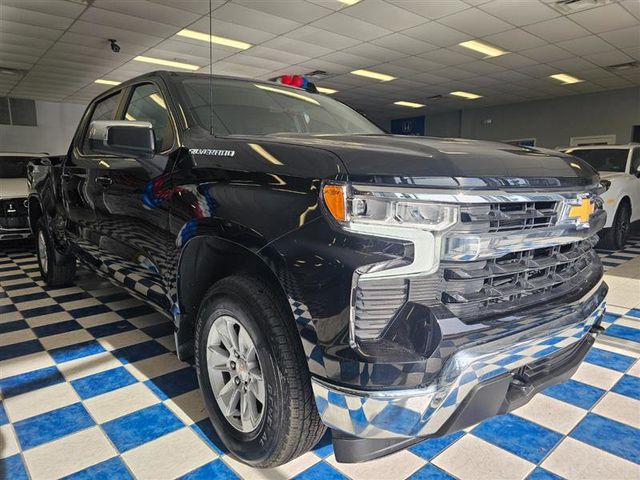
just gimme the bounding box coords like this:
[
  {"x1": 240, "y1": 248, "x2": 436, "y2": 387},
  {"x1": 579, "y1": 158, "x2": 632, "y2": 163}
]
[{"x1": 568, "y1": 198, "x2": 595, "y2": 223}]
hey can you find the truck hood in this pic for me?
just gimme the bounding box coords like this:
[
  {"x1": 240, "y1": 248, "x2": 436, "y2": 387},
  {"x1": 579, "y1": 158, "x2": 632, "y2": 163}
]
[
  {"x1": 0, "y1": 178, "x2": 28, "y2": 199},
  {"x1": 247, "y1": 134, "x2": 598, "y2": 189}
]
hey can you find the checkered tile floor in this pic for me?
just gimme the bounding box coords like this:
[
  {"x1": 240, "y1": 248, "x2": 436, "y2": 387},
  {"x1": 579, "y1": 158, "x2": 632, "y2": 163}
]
[{"x1": 1, "y1": 238, "x2": 639, "y2": 480}]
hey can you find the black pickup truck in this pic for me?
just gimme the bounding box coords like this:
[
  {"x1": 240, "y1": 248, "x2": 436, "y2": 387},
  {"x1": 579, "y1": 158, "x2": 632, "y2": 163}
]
[{"x1": 29, "y1": 71, "x2": 608, "y2": 467}]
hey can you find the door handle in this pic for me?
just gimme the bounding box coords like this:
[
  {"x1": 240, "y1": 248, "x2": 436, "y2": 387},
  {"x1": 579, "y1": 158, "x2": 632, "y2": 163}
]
[{"x1": 95, "y1": 176, "x2": 113, "y2": 187}]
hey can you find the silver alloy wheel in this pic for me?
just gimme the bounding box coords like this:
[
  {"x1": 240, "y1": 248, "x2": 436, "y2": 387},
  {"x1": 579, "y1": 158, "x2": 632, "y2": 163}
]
[
  {"x1": 206, "y1": 315, "x2": 265, "y2": 433},
  {"x1": 37, "y1": 230, "x2": 48, "y2": 275}
]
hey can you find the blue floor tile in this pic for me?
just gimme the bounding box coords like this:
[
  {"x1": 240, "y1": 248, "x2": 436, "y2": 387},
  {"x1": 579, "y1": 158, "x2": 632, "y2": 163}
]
[
  {"x1": 32, "y1": 320, "x2": 83, "y2": 338},
  {"x1": 611, "y1": 374, "x2": 640, "y2": 400},
  {"x1": 116, "y1": 305, "x2": 155, "y2": 318},
  {"x1": 11, "y1": 291, "x2": 50, "y2": 304},
  {"x1": 0, "y1": 319, "x2": 28, "y2": 334},
  {"x1": 144, "y1": 366, "x2": 198, "y2": 400},
  {"x1": 191, "y1": 419, "x2": 227, "y2": 455},
  {"x1": 71, "y1": 367, "x2": 138, "y2": 400},
  {"x1": 87, "y1": 320, "x2": 135, "y2": 338},
  {"x1": 14, "y1": 402, "x2": 95, "y2": 450},
  {"x1": 411, "y1": 464, "x2": 456, "y2": 480},
  {"x1": 141, "y1": 322, "x2": 174, "y2": 338},
  {"x1": 543, "y1": 379, "x2": 605, "y2": 409},
  {"x1": 68, "y1": 304, "x2": 112, "y2": 319},
  {"x1": 571, "y1": 413, "x2": 640, "y2": 464},
  {"x1": 584, "y1": 347, "x2": 636, "y2": 372},
  {"x1": 294, "y1": 461, "x2": 347, "y2": 480},
  {"x1": 312, "y1": 429, "x2": 334, "y2": 458},
  {"x1": 605, "y1": 324, "x2": 640, "y2": 343},
  {"x1": 0, "y1": 402, "x2": 8, "y2": 425},
  {"x1": 111, "y1": 341, "x2": 168, "y2": 364},
  {"x1": 0, "y1": 365, "x2": 64, "y2": 398},
  {"x1": 410, "y1": 431, "x2": 464, "y2": 460},
  {"x1": 95, "y1": 292, "x2": 131, "y2": 304},
  {"x1": 181, "y1": 459, "x2": 239, "y2": 480},
  {"x1": 0, "y1": 339, "x2": 43, "y2": 361},
  {"x1": 472, "y1": 414, "x2": 562, "y2": 464},
  {"x1": 0, "y1": 454, "x2": 29, "y2": 480},
  {"x1": 49, "y1": 340, "x2": 106, "y2": 363},
  {"x1": 626, "y1": 309, "x2": 640, "y2": 318},
  {"x1": 21, "y1": 304, "x2": 64, "y2": 318},
  {"x1": 62, "y1": 456, "x2": 133, "y2": 480},
  {"x1": 54, "y1": 292, "x2": 91, "y2": 304},
  {"x1": 527, "y1": 467, "x2": 564, "y2": 480},
  {"x1": 0, "y1": 303, "x2": 17, "y2": 314},
  {"x1": 102, "y1": 403, "x2": 183, "y2": 452},
  {"x1": 602, "y1": 313, "x2": 620, "y2": 323}
]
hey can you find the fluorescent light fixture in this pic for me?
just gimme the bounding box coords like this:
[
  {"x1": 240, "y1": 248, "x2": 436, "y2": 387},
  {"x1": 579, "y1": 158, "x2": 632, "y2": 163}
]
[
  {"x1": 316, "y1": 87, "x2": 338, "y2": 94},
  {"x1": 134, "y1": 56, "x2": 200, "y2": 71},
  {"x1": 549, "y1": 73, "x2": 583, "y2": 84},
  {"x1": 149, "y1": 93, "x2": 166, "y2": 109},
  {"x1": 350, "y1": 69, "x2": 396, "y2": 82},
  {"x1": 458, "y1": 40, "x2": 507, "y2": 58},
  {"x1": 394, "y1": 101, "x2": 425, "y2": 108},
  {"x1": 254, "y1": 84, "x2": 320, "y2": 105},
  {"x1": 450, "y1": 91, "x2": 482, "y2": 100},
  {"x1": 338, "y1": 0, "x2": 362, "y2": 4},
  {"x1": 177, "y1": 29, "x2": 252, "y2": 50},
  {"x1": 94, "y1": 79, "x2": 121, "y2": 86}
]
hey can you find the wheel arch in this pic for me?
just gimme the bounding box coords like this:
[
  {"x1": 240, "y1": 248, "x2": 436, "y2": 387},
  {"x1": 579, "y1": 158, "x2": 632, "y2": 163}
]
[
  {"x1": 27, "y1": 195, "x2": 43, "y2": 235},
  {"x1": 174, "y1": 235, "x2": 294, "y2": 362}
]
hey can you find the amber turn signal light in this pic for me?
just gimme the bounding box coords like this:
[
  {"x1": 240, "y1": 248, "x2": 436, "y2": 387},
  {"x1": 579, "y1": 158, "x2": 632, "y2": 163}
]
[{"x1": 323, "y1": 184, "x2": 346, "y2": 221}]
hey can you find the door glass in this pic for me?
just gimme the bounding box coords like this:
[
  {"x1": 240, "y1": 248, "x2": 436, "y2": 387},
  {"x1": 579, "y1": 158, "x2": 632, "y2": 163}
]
[
  {"x1": 631, "y1": 149, "x2": 640, "y2": 175},
  {"x1": 82, "y1": 92, "x2": 121, "y2": 154},
  {"x1": 125, "y1": 84, "x2": 174, "y2": 152}
]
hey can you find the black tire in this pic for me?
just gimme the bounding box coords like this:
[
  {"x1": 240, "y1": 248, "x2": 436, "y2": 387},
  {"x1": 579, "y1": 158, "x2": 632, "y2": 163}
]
[
  {"x1": 194, "y1": 275, "x2": 326, "y2": 468},
  {"x1": 599, "y1": 202, "x2": 631, "y2": 251},
  {"x1": 35, "y1": 218, "x2": 76, "y2": 287}
]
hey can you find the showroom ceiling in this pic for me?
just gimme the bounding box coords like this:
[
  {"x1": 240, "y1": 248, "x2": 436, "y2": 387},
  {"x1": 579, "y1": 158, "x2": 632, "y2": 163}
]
[{"x1": 0, "y1": 0, "x2": 639, "y2": 117}]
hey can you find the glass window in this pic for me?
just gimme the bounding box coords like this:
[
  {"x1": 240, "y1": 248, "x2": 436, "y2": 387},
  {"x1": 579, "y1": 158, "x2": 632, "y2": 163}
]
[
  {"x1": 124, "y1": 84, "x2": 174, "y2": 152},
  {"x1": 566, "y1": 148, "x2": 629, "y2": 173},
  {"x1": 82, "y1": 92, "x2": 121, "y2": 154},
  {"x1": 631, "y1": 149, "x2": 640, "y2": 175},
  {"x1": 180, "y1": 78, "x2": 382, "y2": 136}
]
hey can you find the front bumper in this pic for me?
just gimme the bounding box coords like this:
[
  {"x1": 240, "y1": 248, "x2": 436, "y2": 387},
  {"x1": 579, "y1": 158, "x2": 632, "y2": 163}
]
[
  {"x1": 313, "y1": 280, "x2": 607, "y2": 462},
  {"x1": 0, "y1": 226, "x2": 32, "y2": 240}
]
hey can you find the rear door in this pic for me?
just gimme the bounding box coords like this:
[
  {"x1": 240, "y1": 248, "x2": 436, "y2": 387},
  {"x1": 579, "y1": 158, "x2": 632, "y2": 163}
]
[
  {"x1": 630, "y1": 148, "x2": 640, "y2": 223},
  {"x1": 88, "y1": 82, "x2": 177, "y2": 311}
]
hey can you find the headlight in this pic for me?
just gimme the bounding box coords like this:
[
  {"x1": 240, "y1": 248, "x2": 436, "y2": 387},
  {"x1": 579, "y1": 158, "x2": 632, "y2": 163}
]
[{"x1": 322, "y1": 182, "x2": 459, "y2": 232}]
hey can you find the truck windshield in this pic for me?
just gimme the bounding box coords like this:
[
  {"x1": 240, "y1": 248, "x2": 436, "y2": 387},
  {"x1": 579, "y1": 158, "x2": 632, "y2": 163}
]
[
  {"x1": 567, "y1": 148, "x2": 629, "y2": 173},
  {"x1": 179, "y1": 78, "x2": 383, "y2": 136},
  {"x1": 0, "y1": 157, "x2": 29, "y2": 178}
]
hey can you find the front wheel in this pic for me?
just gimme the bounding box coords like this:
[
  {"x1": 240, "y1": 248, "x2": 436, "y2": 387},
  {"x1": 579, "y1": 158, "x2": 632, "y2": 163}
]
[
  {"x1": 35, "y1": 218, "x2": 76, "y2": 287},
  {"x1": 194, "y1": 275, "x2": 325, "y2": 468},
  {"x1": 600, "y1": 203, "x2": 631, "y2": 250}
]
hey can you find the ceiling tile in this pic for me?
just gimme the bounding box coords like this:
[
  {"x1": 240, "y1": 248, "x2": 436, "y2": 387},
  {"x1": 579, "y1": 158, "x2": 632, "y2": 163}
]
[
  {"x1": 0, "y1": 4, "x2": 75, "y2": 30},
  {"x1": 212, "y1": 3, "x2": 301, "y2": 35},
  {"x1": 0, "y1": 19, "x2": 65, "y2": 41},
  {"x1": 389, "y1": 56, "x2": 445, "y2": 71},
  {"x1": 521, "y1": 44, "x2": 573, "y2": 62},
  {"x1": 79, "y1": 7, "x2": 179, "y2": 37},
  {"x1": 91, "y1": 0, "x2": 200, "y2": 27},
  {"x1": 569, "y1": 3, "x2": 638, "y2": 34},
  {"x1": 547, "y1": 56, "x2": 597, "y2": 72},
  {"x1": 432, "y1": 66, "x2": 476, "y2": 80},
  {"x1": 418, "y1": 48, "x2": 477, "y2": 66},
  {"x1": 341, "y1": 43, "x2": 408, "y2": 63},
  {"x1": 402, "y1": 22, "x2": 472, "y2": 47},
  {"x1": 342, "y1": 0, "x2": 428, "y2": 30},
  {"x1": 583, "y1": 50, "x2": 635, "y2": 68},
  {"x1": 483, "y1": 28, "x2": 547, "y2": 51},
  {"x1": 523, "y1": 16, "x2": 590, "y2": 42},
  {"x1": 147, "y1": 0, "x2": 221, "y2": 15},
  {"x1": 311, "y1": 12, "x2": 393, "y2": 41},
  {"x1": 245, "y1": 46, "x2": 311, "y2": 66},
  {"x1": 236, "y1": 0, "x2": 333, "y2": 23},
  {"x1": 69, "y1": 21, "x2": 165, "y2": 47},
  {"x1": 599, "y1": 26, "x2": 640, "y2": 49},
  {"x1": 370, "y1": 33, "x2": 438, "y2": 55},
  {"x1": 284, "y1": 25, "x2": 360, "y2": 50},
  {"x1": 485, "y1": 52, "x2": 538, "y2": 68},
  {"x1": 188, "y1": 17, "x2": 277, "y2": 44},
  {"x1": 386, "y1": 0, "x2": 470, "y2": 20},
  {"x1": 479, "y1": 0, "x2": 559, "y2": 27},
  {"x1": 2, "y1": 0, "x2": 86, "y2": 19},
  {"x1": 516, "y1": 63, "x2": 560, "y2": 78},
  {"x1": 261, "y1": 36, "x2": 332, "y2": 58},
  {"x1": 457, "y1": 60, "x2": 507, "y2": 75},
  {"x1": 620, "y1": 0, "x2": 640, "y2": 20},
  {"x1": 556, "y1": 35, "x2": 616, "y2": 56},
  {"x1": 438, "y1": 8, "x2": 513, "y2": 37},
  {"x1": 317, "y1": 51, "x2": 376, "y2": 69}
]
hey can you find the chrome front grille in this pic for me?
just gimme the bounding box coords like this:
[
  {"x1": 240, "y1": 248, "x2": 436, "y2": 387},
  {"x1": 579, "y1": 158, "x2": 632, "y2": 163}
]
[
  {"x1": 440, "y1": 235, "x2": 600, "y2": 321},
  {"x1": 354, "y1": 277, "x2": 408, "y2": 340},
  {"x1": 459, "y1": 200, "x2": 559, "y2": 233}
]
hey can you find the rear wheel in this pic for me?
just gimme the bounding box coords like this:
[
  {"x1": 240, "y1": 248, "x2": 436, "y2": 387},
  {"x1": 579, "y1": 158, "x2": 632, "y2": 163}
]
[
  {"x1": 600, "y1": 202, "x2": 631, "y2": 251},
  {"x1": 194, "y1": 275, "x2": 325, "y2": 468},
  {"x1": 35, "y1": 218, "x2": 76, "y2": 287}
]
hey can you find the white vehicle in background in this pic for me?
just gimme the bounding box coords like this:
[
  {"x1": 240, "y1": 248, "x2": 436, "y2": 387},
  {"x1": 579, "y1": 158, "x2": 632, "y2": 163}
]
[
  {"x1": 0, "y1": 152, "x2": 46, "y2": 241},
  {"x1": 563, "y1": 144, "x2": 640, "y2": 250}
]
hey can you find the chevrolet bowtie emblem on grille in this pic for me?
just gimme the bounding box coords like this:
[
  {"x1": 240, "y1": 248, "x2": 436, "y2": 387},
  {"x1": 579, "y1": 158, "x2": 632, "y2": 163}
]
[{"x1": 568, "y1": 198, "x2": 595, "y2": 223}]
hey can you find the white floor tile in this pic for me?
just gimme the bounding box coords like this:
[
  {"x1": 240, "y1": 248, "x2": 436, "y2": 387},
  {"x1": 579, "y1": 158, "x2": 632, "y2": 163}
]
[
  {"x1": 4, "y1": 382, "x2": 80, "y2": 422},
  {"x1": 124, "y1": 352, "x2": 187, "y2": 381},
  {"x1": 0, "y1": 328, "x2": 36, "y2": 347},
  {"x1": 571, "y1": 362, "x2": 623, "y2": 390},
  {"x1": 84, "y1": 382, "x2": 160, "y2": 424},
  {"x1": 98, "y1": 330, "x2": 152, "y2": 351},
  {"x1": 39, "y1": 329, "x2": 94, "y2": 351},
  {"x1": 224, "y1": 451, "x2": 321, "y2": 480},
  {"x1": 0, "y1": 351, "x2": 54, "y2": 379},
  {"x1": 164, "y1": 389, "x2": 208, "y2": 425},
  {"x1": 0, "y1": 424, "x2": 20, "y2": 459},
  {"x1": 512, "y1": 393, "x2": 587, "y2": 434},
  {"x1": 592, "y1": 392, "x2": 640, "y2": 429},
  {"x1": 327, "y1": 449, "x2": 426, "y2": 480},
  {"x1": 57, "y1": 351, "x2": 122, "y2": 381}
]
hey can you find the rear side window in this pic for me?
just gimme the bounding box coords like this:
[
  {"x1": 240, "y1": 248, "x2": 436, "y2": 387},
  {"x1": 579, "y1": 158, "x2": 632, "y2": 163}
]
[
  {"x1": 82, "y1": 92, "x2": 121, "y2": 154},
  {"x1": 124, "y1": 84, "x2": 174, "y2": 152},
  {"x1": 631, "y1": 149, "x2": 640, "y2": 174}
]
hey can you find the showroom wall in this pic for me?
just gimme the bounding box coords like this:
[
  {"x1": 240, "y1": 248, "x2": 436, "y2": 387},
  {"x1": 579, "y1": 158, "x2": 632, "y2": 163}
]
[
  {"x1": 419, "y1": 86, "x2": 640, "y2": 148},
  {"x1": 0, "y1": 100, "x2": 86, "y2": 155}
]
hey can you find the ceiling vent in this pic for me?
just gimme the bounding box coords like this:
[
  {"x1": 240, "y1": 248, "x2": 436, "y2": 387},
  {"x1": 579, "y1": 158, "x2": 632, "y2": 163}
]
[
  {"x1": 551, "y1": 0, "x2": 612, "y2": 14},
  {"x1": 605, "y1": 61, "x2": 640, "y2": 72}
]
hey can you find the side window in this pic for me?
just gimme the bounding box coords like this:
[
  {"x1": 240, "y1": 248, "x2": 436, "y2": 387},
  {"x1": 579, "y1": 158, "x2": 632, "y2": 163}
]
[
  {"x1": 631, "y1": 149, "x2": 640, "y2": 175},
  {"x1": 82, "y1": 92, "x2": 121, "y2": 154},
  {"x1": 124, "y1": 84, "x2": 174, "y2": 152}
]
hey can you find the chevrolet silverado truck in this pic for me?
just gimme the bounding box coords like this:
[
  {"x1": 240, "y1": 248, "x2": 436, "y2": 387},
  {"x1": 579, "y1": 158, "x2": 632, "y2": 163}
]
[
  {"x1": 562, "y1": 144, "x2": 639, "y2": 250},
  {"x1": 29, "y1": 71, "x2": 608, "y2": 467}
]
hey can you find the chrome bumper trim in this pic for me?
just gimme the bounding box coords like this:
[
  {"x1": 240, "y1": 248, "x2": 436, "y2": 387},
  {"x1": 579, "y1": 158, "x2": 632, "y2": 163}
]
[{"x1": 313, "y1": 281, "x2": 606, "y2": 440}]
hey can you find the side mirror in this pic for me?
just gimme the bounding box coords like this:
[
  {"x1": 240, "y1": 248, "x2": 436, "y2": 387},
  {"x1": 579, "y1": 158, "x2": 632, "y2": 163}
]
[{"x1": 88, "y1": 120, "x2": 155, "y2": 160}]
